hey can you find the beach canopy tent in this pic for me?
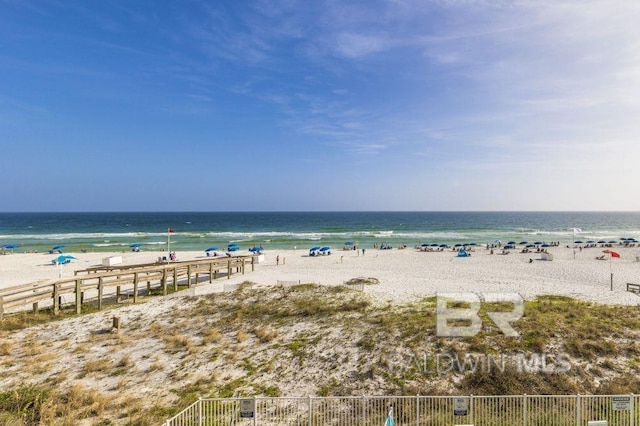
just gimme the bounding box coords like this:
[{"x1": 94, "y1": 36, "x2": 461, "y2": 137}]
[
  {"x1": 309, "y1": 246, "x2": 321, "y2": 256},
  {"x1": 205, "y1": 246, "x2": 219, "y2": 252},
  {"x1": 227, "y1": 243, "x2": 240, "y2": 252},
  {"x1": 248, "y1": 247, "x2": 263, "y2": 253},
  {"x1": 1, "y1": 244, "x2": 19, "y2": 251},
  {"x1": 319, "y1": 246, "x2": 331, "y2": 255},
  {"x1": 52, "y1": 255, "x2": 76, "y2": 264},
  {"x1": 456, "y1": 249, "x2": 470, "y2": 257}
]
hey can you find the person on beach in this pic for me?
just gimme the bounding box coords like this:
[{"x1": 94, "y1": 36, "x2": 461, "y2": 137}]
[
  {"x1": 276, "y1": 255, "x2": 280, "y2": 266},
  {"x1": 362, "y1": 248, "x2": 366, "y2": 256}
]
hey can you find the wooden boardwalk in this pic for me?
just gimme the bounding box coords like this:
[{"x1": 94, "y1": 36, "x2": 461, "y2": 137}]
[{"x1": 0, "y1": 255, "x2": 257, "y2": 317}]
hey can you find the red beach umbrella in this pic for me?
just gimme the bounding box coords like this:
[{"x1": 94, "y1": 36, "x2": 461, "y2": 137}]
[{"x1": 603, "y1": 249, "x2": 621, "y2": 258}]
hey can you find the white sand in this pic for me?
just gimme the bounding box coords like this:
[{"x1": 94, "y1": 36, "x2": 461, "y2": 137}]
[{"x1": 1, "y1": 245, "x2": 640, "y2": 305}]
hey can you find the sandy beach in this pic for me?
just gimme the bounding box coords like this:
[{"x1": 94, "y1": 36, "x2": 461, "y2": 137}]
[{"x1": 2, "y1": 244, "x2": 639, "y2": 305}]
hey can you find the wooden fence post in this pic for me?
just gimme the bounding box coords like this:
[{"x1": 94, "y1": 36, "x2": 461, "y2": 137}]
[
  {"x1": 162, "y1": 269, "x2": 168, "y2": 295},
  {"x1": 53, "y1": 283, "x2": 59, "y2": 315},
  {"x1": 133, "y1": 272, "x2": 139, "y2": 304},
  {"x1": 98, "y1": 277, "x2": 103, "y2": 311},
  {"x1": 75, "y1": 279, "x2": 82, "y2": 315},
  {"x1": 227, "y1": 259, "x2": 232, "y2": 279},
  {"x1": 173, "y1": 267, "x2": 178, "y2": 291}
]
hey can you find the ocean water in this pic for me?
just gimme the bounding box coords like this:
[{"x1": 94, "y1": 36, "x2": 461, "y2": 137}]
[{"x1": 1, "y1": 211, "x2": 639, "y2": 253}]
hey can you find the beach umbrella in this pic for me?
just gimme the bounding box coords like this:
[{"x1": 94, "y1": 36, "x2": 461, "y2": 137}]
[
  {"x1": 53, "y1": 255, "x2": 76, "y2": 264},
  {"x1": 129, "y1": 243, "x2": 142, "y2": 248},
  {"x1": 608, "y1": 240, "x2": 618, "y2": 244},
  {"x1": 420, "y1": 243, "x2": 430, "y2": 247},
  {"x1": 1, "y1": 244, "x2": 19, "y2": 251},
  {"x1": 205, "y1": 246, "x2": 219, "y2": 252},
  {"x1": 586, "y1": 240, "x2": 595, "y2": 244},
  {"x1": 345, "y1": 241, "x2": 353, "y2": 245},
  {"x1": 454, "y1": 243, "x2": 464, "y2": 247},
  {"x1": 439, "y1": 244, "x2": 449, "y2": 248},
  {"x1": 603, "y1": 249, "x2": 621, "y2": 258},
  {"x1": 52, "y1": 245, "x2": 66, "y2": 250},
  {"x1": 534, "y1": 241, "x2": 543, "y2": 245},
  {"x1": 526, "y1": 244, "x2": 535, "y2": 248},
  {"x1": 468, "y1": 242, "x2": 477, "y2": 246},
  {"x1": 430, "y1": 243, "x2": 439, "y2": 247},
  {"x1": 507, "y1": 241, "x2": 516, "y2": 245},
  {"x1": 541, "y1": 244, "x2": 551, "y2": 248},
  {"x1": 574, "y1": 241, "x2": 583, "y2": 244},
  {"x1": 519, "y1": 241, "x2": 528, "y2": 245},
  {"x1": 597, "y1": 240, "x2": 606, "y2": 244}
]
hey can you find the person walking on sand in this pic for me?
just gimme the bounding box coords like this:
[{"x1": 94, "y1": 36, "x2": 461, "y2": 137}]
[
  {"x1": 276, "y1": 255, "x2": 280, "y2": 266},
  {"x1": 362, "y1": 248, "x2": 366, "y2": 256}
]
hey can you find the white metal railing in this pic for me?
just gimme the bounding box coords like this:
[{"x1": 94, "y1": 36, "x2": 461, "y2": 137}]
[{"x1": 165, "y1": 394, "x2": 638, "y2": 425}]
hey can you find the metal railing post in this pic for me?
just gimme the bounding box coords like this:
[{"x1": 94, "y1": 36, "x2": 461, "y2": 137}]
[
  {"x1": 198, "y1": 397, "x2": 202, "y2": 426},
  {"x1": 253, "y1": 396, "x2": 257, "y2": 426},
  {"x1": 576, "y1": 394, "x2": 581, "y2": 426},
  {"x1": 523, "y1": 394, "x2": 527, "y2": 426},
  {"x1": 631, "y1": 393, "x2": 635, "y2": 426},
  {"x1": 308, "y1": 396, "x2": 312, "y2": 426}
]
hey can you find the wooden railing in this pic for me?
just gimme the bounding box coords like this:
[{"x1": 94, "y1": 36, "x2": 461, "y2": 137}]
[
  {"x1": 0, "y1": 255, "x2": 257, "y2": 317},
  {"x1": 627, "y1": 282, "x2": 640, "y2": 295}
]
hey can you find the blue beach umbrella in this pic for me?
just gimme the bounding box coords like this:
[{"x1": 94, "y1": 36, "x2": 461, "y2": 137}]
[
  {"x1": 1, "y1": 244, "x2": 19, "y2": 250},
  {"x1": 430, "y1": 243, "x2": 439, "y2": 247},
  {"x1": 420, "y1": 243, "x2": 430, "y2": 247},
  {"x1": 526, "y1": 244, "x2": 535, "y2": 248},
  {"x1": 205, "y1": 246, "x2": 219, "y2": 252},
  {"x1": 507, "y1": 241, "x2": 516, "y2": 245},
  {"x1": 586, "y1": 240, "x2": 595, "y2": 244},
  {"x1": 597, "y1": 240, "x2": 606, "y2": 244},
  {"x1": 52, "y1": 245, "x2": 66, "y2": 250},
  {"x1": 519, "y1": 241, "x2": 528, "y2": 245},
  {"x1": 454, "y1": 243, "x2": 464, "y2": 247},
  {"x1": 53, "y1": 255, "x2": 76, "y2": 264},
  {"x1": 130, "y1": 243, "x2": 142, "y2": 248},
  {"x1": 574, "y1": 241, "x2": 583, "y2": 244},
  {"x1": 534, "y1": 241, "x2": 543, "y2": 245},
  {"x1": 439, "y1": 244, "x2": 449, "y2": 248},
  {"x1": 541, "y1": 244, "x2": 551, "y2": 248},
  {"x1": 608, "y1": 240, "x2": 618, "y2": 244}
]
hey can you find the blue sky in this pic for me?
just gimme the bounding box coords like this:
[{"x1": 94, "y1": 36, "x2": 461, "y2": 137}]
[{"x1": 1, "y1": 0, "x2": 639, "y2": 211}]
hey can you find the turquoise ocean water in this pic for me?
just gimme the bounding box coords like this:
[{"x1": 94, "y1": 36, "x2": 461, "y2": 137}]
[{"x1": 1, "y1": 212, "x2": 640, "y2": 253}]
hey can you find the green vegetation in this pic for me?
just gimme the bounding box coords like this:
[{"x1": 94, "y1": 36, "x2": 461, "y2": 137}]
[{"x1": 2, "y1": 283, "x2": 640, "y2": 424}]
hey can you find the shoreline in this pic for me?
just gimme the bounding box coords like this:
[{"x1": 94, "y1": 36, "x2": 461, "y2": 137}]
[{"x1": 1, "y1": 245, "x2": 639, "y2": 306}]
